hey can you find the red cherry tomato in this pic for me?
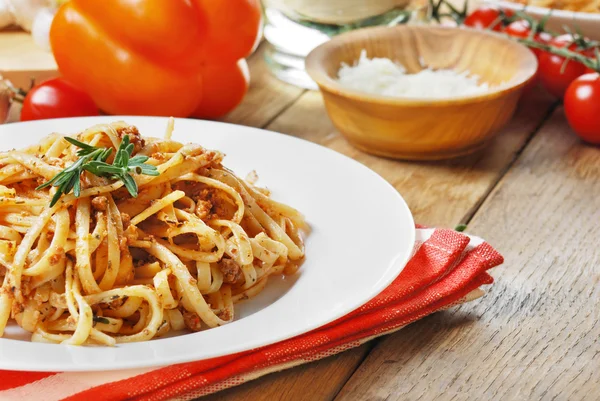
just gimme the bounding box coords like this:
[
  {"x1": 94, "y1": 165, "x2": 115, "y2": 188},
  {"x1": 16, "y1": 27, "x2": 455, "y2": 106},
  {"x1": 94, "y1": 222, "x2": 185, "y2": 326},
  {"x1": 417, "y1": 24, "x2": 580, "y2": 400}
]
[
  {"x1": 20, "y1": 77, "x2": 99, "y2": 121},
  {"x1": 464, "y1": 6, "x2": 511, "y2": 31},
  {"x1": 536, "y1": 31, "x2": 554, "y2": 48},
  {"x1": 549, "y1": 34, "x2": 595, "y2": 56},
  {"x1": 504, "y1": 20, "x2": 552, "y2": 59},
  {"x1": 503, "y1": 20, "x2": 550, "y2": 95},
  {"x1": 538, "y1": 35, "x2": 592, "y2": 99},
  {"x1": 564, "y1": 73, "x2": 600, "y2": 144},
  {"x1": 503, "y1": 20, "x2": 531, "y2": 37},
  {"x1": 552, "y1": 34, "x2": 579, "y2": 46}
]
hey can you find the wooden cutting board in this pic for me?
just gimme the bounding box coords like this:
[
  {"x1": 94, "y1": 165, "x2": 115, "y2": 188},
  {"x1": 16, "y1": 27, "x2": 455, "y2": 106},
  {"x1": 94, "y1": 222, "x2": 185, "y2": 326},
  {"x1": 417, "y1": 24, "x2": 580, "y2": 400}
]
[
  {"x1": 0, "y1": 29, "x2": 58, "y2": 122},
  {"x1": 0, "y1": 29, "x2": 58, "y2": 89}
]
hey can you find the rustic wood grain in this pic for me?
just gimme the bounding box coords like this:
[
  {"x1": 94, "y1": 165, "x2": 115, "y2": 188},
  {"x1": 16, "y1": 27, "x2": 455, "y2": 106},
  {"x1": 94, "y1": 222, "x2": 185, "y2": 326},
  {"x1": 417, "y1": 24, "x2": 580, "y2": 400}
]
[
  {"x1": 204, "y1": 343, "x2": 375, "y2": 401},
  {"x1": 0, "y1": 31, "x2": 58, "y2": 89},
  {"x1": 7, "y1": 20, "x2": 584, "y2": 401},
  {"x1": 0, "y1": 30, "x2": 56, "y2": 70},
  {"x1": 268, "y1": 89, "x2": 556, "y2": 228},
  {"x1": 334, "y1": 107, "x2": 600, "y2": 400},
  {"x1": 200, "y1": 87, "x2": 556, "y2": 400}
]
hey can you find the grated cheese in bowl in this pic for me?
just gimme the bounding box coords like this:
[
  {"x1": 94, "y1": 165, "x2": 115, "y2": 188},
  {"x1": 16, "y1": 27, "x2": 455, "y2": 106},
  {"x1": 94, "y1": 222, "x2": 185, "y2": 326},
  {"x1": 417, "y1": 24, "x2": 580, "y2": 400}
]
[{"x1": 337, "y1": 50, "x2": 490, "y2": 99}]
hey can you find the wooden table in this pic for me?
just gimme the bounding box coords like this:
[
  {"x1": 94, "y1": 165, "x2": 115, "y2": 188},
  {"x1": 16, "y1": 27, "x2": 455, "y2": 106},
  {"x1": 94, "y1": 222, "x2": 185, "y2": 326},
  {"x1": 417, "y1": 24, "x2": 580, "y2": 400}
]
[
  {"x1": 3, "y1": 33, "x2": 599, "y2": 401},
  {"x1": 210, "y1": 46, "x2": 600, "y2": 401}
]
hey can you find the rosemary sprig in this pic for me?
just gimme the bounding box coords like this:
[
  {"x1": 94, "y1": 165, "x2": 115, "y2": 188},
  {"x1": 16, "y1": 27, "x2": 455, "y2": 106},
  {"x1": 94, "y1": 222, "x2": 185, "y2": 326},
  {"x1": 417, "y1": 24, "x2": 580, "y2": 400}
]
[
  {"x1": 518, "y1": 38, "x2": 600, "y2": 72},
  {"x1": 92, "y1": 315, "x2": 110, "y2": 325},
  {"x1": 37, "y1": 135, "x2": 159, "y2": 206},
  {"x1": 455, "y1": 224, "x2": 468, "y2": 232}
]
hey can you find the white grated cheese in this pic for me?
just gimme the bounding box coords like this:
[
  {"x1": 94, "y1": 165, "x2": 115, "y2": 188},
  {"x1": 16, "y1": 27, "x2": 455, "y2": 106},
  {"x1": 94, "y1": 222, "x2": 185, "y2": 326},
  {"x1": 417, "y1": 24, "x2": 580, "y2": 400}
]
[{"x1": 337, "y1": 50, "x2": 490, "y2": 99}]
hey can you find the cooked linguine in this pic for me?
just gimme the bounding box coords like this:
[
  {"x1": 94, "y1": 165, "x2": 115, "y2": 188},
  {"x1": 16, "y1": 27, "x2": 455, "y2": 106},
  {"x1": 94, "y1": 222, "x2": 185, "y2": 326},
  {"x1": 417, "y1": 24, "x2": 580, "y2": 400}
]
[{"x1": 0, "y1": 120, "x2": 306, "y2": 345}]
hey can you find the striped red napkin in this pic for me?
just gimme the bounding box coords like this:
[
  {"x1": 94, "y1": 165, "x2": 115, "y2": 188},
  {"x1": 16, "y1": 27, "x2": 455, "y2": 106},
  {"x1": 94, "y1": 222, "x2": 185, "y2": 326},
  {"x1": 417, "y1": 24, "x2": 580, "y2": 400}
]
[{"x1": 0, "y1": 228, "x2": 503, "y2": 401}]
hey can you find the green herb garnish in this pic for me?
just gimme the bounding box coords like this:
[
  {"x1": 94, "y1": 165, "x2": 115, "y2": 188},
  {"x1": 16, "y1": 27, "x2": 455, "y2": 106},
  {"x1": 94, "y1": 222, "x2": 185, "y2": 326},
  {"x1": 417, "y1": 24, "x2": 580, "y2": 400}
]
[
  {"x1": 93, "y1": 316, "x2": 110, "y2": 325},
  {"x1": 37, "y1": 135, "x2": 159, "y2": 206},
  {"x1": 455, "y1": 224, "x2": 468, "y2": 233}
]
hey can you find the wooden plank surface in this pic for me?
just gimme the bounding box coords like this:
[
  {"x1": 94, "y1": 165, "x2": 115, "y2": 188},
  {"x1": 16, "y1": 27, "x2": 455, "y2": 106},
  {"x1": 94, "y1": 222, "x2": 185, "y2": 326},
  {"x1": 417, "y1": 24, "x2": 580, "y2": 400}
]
[
  {"x1": 265, "y1": 91, "x2": 557, "y2": 227},
  {"x1": 0, "y1": 30, "x2": 58, "y2": 89},
  {"x1": 0, "y1": 30, "x2": 56, "y2": 70},
  {"x1": 206, "y1": 85, "x2": 557, "y2": 400},
  {"x1": 6, "y1": 19, "x2": 592, "y2": 401},
  {"x1": 333, "y1": 108, "x2": 600, "y2": 400}
]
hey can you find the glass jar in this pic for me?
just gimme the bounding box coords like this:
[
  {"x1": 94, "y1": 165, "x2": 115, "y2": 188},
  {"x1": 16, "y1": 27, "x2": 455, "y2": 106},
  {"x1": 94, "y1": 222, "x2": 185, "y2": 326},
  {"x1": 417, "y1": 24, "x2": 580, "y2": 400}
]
[{"x1": 261, "y1": 0, "x2": 429, "y2": 88}]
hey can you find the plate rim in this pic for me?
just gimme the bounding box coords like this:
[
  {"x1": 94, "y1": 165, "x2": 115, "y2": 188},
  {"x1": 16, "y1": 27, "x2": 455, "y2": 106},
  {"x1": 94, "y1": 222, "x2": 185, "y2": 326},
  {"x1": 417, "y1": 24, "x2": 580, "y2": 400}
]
[{"x1": 0, "y1": 116, "x2": 415, "y2": 371}]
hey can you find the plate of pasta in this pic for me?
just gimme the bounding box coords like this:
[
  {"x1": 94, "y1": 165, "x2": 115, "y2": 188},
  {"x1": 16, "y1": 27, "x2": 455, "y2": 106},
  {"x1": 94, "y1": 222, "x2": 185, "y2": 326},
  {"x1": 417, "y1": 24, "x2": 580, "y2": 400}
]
[
  {"x1": 485, "y1": 0, "x2": 600, "y2": 39},
  {"x1": 0, "y1": 116, "x2": 414, "y2": 371}
]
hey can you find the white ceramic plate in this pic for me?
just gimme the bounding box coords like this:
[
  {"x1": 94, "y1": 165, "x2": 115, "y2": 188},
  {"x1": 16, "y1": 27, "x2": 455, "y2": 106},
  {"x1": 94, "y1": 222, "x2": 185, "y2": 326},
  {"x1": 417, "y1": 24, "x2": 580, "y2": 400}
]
[
  {"x1": 485, "y1": 0, "x2": 600, "y2": 40},
  {"x1": 0, "y1": 116, "x2": 415, "y2": 372}
]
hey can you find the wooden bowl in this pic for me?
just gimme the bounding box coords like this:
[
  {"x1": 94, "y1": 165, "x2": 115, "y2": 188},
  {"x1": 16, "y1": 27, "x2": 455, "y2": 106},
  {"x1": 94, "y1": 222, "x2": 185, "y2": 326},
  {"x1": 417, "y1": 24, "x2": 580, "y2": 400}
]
[{"x1": 305, "y1": 25, "x2": 538, "y2": 160}]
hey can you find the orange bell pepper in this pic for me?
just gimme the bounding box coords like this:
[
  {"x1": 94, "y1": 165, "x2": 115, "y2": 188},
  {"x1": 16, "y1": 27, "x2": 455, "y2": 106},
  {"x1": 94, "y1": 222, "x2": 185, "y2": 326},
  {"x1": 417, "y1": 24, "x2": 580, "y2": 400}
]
[{"x1": 49, "y1": 0, "x2": 261, "y2": 118}]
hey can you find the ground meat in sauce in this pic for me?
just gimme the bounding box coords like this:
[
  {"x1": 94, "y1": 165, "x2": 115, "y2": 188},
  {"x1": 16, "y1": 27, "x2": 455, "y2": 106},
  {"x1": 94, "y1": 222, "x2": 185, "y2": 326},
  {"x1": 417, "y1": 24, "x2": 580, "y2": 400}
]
[
  {"x1": 102, "y1": 296, "x2": 128, "y2": 310},
  {"x1": 195, "y1": 200, "x2": 212, "y2": 220},
  {"x1": 124, "y1": 225, "x2": 138, "y2": 243},
  {"x1": 173, "y1": 182, "x2": 229, "y2": 220},
  {"x1": 116, "y1": 126, "x2": 145, "y2": 154},
  {"x1": 173, "y1": 181, "x2": 202, "y2": 197},
  {"x1": 182, "y1": 310, "x2": 202, "y2": 332},
  {"x1": 121, "y1": 213, "x2": 131, "y2": 229},
  {"x1": 218, "y1": 259, "x2": 242, "y2": 284},
  {"x1": 131, "y1": 248, "x2": 156, "y2": 266},
  {"x1": 151, "y1": 152, "x2": 167, "y2": 161},
  {"x1": 198, "y1": 188, "x2": 230, "y2": 219},
  {"x1": 49, "y1": 248, "x2": 64, "y2": 265},
  {"x1": 217, "y1": 309, "x2": 232, "y2": 321},
  {"x1": 91, "y1": 196, "x2": 108, "y2": 211},
  {"x1": 45, "y1": 157, "x2": 64, "y2": 167},
  {"x1": 11, "y1": 302, "x2": 25, "y2": 316},
  {"x1": 119, "y1": 236, "x2": 128, "y2": 251}
]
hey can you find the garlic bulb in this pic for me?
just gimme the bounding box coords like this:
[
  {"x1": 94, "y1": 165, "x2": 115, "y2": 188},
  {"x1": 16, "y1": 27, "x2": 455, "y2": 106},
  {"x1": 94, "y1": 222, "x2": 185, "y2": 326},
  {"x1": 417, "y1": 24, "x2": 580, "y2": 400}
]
[
  {"x1": 0, "y1": 0, "x2": 50, "y2": 32},
  {"x1": 31, "y1": 6, "x2": 55, "y2": 51},
  {"x1": 0, "y1": 0, "x2": 15, "y2": 29}
]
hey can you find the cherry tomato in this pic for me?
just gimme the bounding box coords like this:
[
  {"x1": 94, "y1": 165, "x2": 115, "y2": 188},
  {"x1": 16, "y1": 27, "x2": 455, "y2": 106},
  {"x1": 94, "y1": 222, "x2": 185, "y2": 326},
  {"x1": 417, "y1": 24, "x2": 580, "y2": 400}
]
[
  {"x1": 504, "y1": 20, "x2": 552, "y2": 59},
  {"x1": 503, "y1": 20, "x2": 531, "y2": 38},
  {"x1": 464, "y1": 6, "x2": 511, "y2": 31},
  {"x1": 549, "y1": 34, "x2": 595, "y2": 54},
  {"x1": 564, "y1": 73, "x2": 600, "y2": 144},
  {"x1": 536, "y1": 31, "x2": 554, "y2": 49},
  {"x1": 538, "y1": 35, "x2": 592, "y2": 99},
  {"x1": 21, "y1": 78, "x2": 99, "y2": 121}
]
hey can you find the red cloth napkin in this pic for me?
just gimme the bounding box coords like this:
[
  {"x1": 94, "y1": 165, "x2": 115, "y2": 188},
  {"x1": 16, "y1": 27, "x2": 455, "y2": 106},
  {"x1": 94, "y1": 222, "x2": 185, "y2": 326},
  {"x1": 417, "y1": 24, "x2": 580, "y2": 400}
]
[{"x1": 0, "y1": 228, "x2": 503, "y2": 401}]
